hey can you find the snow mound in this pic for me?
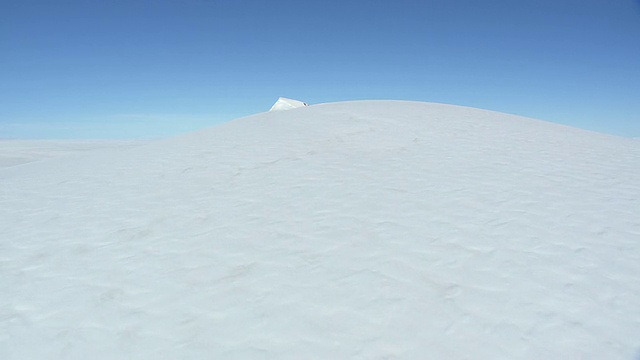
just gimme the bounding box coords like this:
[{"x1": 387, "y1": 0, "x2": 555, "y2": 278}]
[
  {"x1": 269, "y1": 96, "x2": 308, "y2": 111},
  {"x1": 2, "y1": 101, "x2": 640, "y2": 359}
]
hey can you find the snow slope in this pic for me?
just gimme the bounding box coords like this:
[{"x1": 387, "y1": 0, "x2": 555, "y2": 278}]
[{"x1": 1, "y1": 101, "x2": 639, "y2": 359}]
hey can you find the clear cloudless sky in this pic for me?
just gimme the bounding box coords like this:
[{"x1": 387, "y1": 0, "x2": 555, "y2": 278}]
[{"x1": 1, "y1": 0, "x2": 639, "y2": 138}]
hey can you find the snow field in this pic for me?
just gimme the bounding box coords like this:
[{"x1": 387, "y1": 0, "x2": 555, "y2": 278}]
[{"x1": 1, "y1": 101, "x2": 639, "y2": 359}]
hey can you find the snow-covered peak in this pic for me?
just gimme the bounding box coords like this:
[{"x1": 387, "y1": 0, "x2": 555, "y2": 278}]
[{"x1": 269, "y1": 97, "x2": 308, "y2": 111}]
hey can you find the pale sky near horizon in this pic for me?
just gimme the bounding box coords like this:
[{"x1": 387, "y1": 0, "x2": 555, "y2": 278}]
[{"x1": 1, "y1": 0, "x2": 639, "y2": 139}]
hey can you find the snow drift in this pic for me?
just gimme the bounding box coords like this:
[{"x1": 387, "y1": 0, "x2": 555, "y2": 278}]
[{"x1": 1, "y1": 101, "x2": 639, "y2": 359}]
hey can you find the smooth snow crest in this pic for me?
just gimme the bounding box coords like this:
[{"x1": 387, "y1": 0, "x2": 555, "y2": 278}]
[
  {"x1": 2, "y1": 100, "x2": 640, "y2": 359},
  {"x1": 269, "y1": 97, "x2": 308, "y2": 111}
]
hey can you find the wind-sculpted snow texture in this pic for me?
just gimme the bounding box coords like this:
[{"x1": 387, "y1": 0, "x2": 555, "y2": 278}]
[{"x1": 1, "y1": 101, "x2": 639, "y2": 359}]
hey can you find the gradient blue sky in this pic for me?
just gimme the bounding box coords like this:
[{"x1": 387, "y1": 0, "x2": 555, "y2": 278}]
[{"x1": 1, "y1": 0, "x2": 639, "y2": 138}]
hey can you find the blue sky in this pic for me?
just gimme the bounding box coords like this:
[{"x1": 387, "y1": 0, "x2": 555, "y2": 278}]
[{"x1": 1, "y1": 0, "x2": 639, "y2": 138}]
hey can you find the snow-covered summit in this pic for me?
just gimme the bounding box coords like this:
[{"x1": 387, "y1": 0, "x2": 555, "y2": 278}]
[
  {"x1": 2, "y1": 101, "x2": 639, "y2": 359},
  {"x1": 269, "y1": 96, "x2": 308, "y2": 111}
]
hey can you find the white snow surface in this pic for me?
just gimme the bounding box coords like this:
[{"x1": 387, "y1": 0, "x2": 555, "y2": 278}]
[
  {"x1": 0, "y1": 140, "x2": 145, "y2": 168},
  {"x1": 269, "y1": 97, "x2": 308, "y2": 111},
  {"x1": 2, "y1": 100, "x2": 640, "y2": 359}
]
